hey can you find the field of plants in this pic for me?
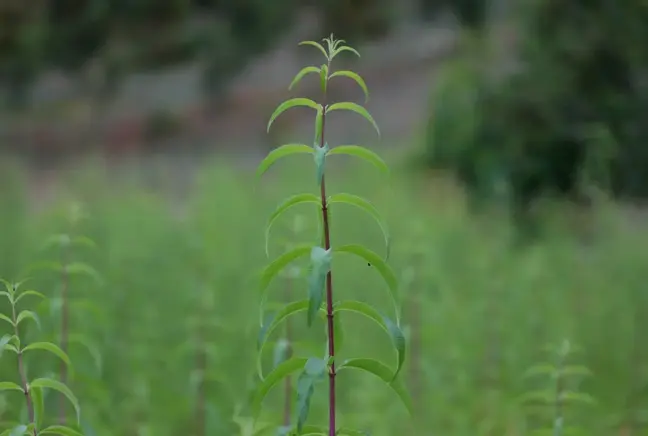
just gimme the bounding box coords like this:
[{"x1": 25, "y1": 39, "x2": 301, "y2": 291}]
[
  {"x1": 0, "y1": 152, "x2": 646, "y2": 436},
  {"x1": 2, "y1": 35, "x2": 648, "y2": 436}
]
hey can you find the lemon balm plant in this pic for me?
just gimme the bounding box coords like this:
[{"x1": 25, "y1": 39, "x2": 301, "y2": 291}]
[
  {"x1": 252, "y1": 35, "x2": 411, "y2": 435},
  {"x1": 0, "y1": 279, "x2": 81, "y2": 436}
]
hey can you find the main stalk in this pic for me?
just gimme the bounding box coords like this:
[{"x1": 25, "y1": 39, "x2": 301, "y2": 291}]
[{"x1": 318, "y1": 61, "x2": 337, "y2": 436}]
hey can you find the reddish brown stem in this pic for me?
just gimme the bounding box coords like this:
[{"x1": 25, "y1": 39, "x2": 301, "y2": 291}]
[{"x1": 318, "y1": 95, "x2": 338, "y2": 436}]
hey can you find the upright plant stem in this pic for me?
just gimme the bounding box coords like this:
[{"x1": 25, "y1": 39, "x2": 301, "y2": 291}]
[
  {"x1": 318, "y1": 61, "x2": 337, "y2": 436},
  {"x1": 12, "y1": 301, "x2": 37, "y2": 435},
  {"x1": 59, "y1": 241, "x2": 70, "y2": 425}
]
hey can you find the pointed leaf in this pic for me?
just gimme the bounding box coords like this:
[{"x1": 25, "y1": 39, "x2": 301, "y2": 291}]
[
  {"x1": 289, "y1": 66, "x2": 321, "y2": 91},
  {"x1": 21, "y1": 342, "x2": 72, "y2": 369},
  {"x1": 296, "y1": 358, "x2": 327, "y2": 432},
  {"x1": 0, "y1": 382, "x2": 23, "y2": 393},
  {"x1": 0, "y1": 334, "x2": 13, "y2": 357},
  {"x1": 251, "y1": 357, "x2": 308, "y2": 419},
  {"x1": 268, "y1": 98, "x2": 320, "y2": 133},
  {"x1": 257, "y1": 300, "x2": 325, "y2": 379},
  {"x1": 338, "y1": 358, "x2": 412, "y2": 414},
  {"x1": 259, "y1": 245, "x2": 312, "y2": 317},
  {"x1": 31, "y1": 386, "x2": 45, "y2": 429},
  {"x1": 14, "y1": 290, "x2": 46, "y2": 304},
  {"x1": 314, "y1": 142, "x2": 329, "y2": 186},
  {"x1": 39, "y1": 425, "x2": 84, "y2": 436},
  {"x1": 333, "y1": 244, "x2": 400, "y2": 318},
  {"x1": 329, "y1": 71, "x2": 369, "y2": 102},
  {"x1": 6, "y1": 425, "x2": 27, "y2": 436},
  {"x1": 256, "y1": 144, "x2": 314, "y2": 180},
  {"x1": 298, "y1": 41, "x2": 329, "y2": 59},
  {"x1": 71, "y1": 236, "x2": 97, "y2": 250},
  {"x1": 65, "y1": 262, "x2": 102, "y2": 284},
  {"x1": 314, "y1": 107, "x2": 324, "y2": 144},
  {"x1": 333, "y1": 301, "x2": 404, "y2": 378},
  {"x1": 265, "y1": 194, "x2": 320, "y2": 257},
  {"x1": 0, "y1": 313, "x2": 14, "y2": 327},
  {"x1": 326, "y1": 145, "x2": 389, "y2": 175},
  {"x1": 332, "y1": 45, "x2": 361, "y2": 59},
  {"x1": 320, "y1": 64, "x2": 328, "y2": 94},
  {"x1": 328, "y1": 193, "x2": 390, "y2": 259},
  {"x1": 29, "y1": 378, "x2": 80, "y2": 424},
  {"x1": 307, "y1": 247, "x2": 331, "y2": 326},
  {"x1": 326, "y1": 102, "x2": 379, "y2": 136},
  {"x1": 15, "y1": 310, "x2": 40, "y2": 330}
]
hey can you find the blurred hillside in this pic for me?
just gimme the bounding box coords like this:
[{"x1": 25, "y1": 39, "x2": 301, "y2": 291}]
[{"x1": 0, "y1": 2, "x2": 464, "y2": 167}]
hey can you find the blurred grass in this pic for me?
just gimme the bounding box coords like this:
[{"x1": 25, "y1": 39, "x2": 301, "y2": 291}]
[{"x1": 0, "y1": 153, "x2": 647, "y2": 436}]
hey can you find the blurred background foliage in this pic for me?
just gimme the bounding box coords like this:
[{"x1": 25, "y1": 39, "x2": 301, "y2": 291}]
[{"x1": 2, "y1": 0, "x2": 648, "y2": 215}]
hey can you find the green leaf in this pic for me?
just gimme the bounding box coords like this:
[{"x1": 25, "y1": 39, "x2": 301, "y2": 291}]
[
  {"x1": 257, "y1": 300, "x2": 325, "y2": 379},
  {"x1": 314, "y1": 142, "x2": 329, "y2": 186},
  {"x1": 307, "y1": 247, "x2": 331, "y2": 327},
  {"x1": 0, "y1": 334, "x2": 13, "y2": 357},
  {"x1": 31, "y1": 385, "x2": 45, "y2": 429},
  {"x1": 251, "y1": 357, "x2": 308, "y2": 419},
  {"x1": 332, "y1": 45, "x2": 361, "y2": 59},
  {"x1": 71, "y1": 235, "x2": 97, "y2": 250},
  {"x1": 319, "y1": 64, "x2": 328, "y2": 94},
  {"x1": 65, "y1": 262, "x2": 102, "y2": 284},
  {"x1": 268, "y1": 98, "x2": 320, "y2": 133},
  {"x1": 256, "y1": 144, "x2": 314, "y2": 180},
  {"x1": 0, "y1": 313, "x2": 14, "y2": 327},
  {"x1": 328, "y1": 193, "x2": 390, "y2": 260},
  {"x1": 265, "y1": 194, "x2": 320, "y2": 257},
  {"x1": 382, "y1": 315, "x2": 406, "y2": 380},
  {"x1": 314, "y1": 107, "x2": 324, "y2": 144},
  {"x1": 68, "y1": 334, "x2": 103, "y2": 373},
  {"x1": 333, "y1": 244, "x2": 400, "y2": 318},
  {"x1": 329, "y1": 70, "x2": 369, "y2": 102},
  {"x1": 21, "y1": 342, "x2": 72, "y2": 369},
  {"x1": 0, "y1": 382, "x2": 23, "y2": 393},
  {"x1": 276, "y1": 425, "x2": 367, "y2": 436},
  {"x1": 289, "y1": 66, "x2": 321, "y2": 91},
  {"x1": 6, "y1": 425, "x2": 27, "y2": 436},
  {"x1": 259, "y1": 245, "x2": 312, "y2": 320},
  {"x1": 296, "y1": 358, "x2": 327, "y2": 432},
  {"x1": 298, "y1": 41, "x2": 329, "y2": 60},
  {"x1": 29, "y1": 378, "x2": 81, "y2": 424},
  {"x1": 14, "y1": 290, "x2": 46, "y2": 304},
  {"x1": 326, "y1": 145, "x2": 389, "y2": 175},
  {"x1": 15, "y1": 310, "x2": 40, "y2": 330},
  {"x1": 333, "y1": 301, "x2": 404, "y2": 379},
  {"x1": 338, "y1": 358, "x2": 412, "y2": 414},
  {"x1": 326, "y1": 102, "x2": 379, "y2": 136},
  {"x1": 39, "y1": 425, "x2": 84, "y2": 436}
]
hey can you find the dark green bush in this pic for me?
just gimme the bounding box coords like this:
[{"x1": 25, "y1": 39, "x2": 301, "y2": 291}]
[{"x1": 423, "y1": 0, "x2": 648, "y2": 227}]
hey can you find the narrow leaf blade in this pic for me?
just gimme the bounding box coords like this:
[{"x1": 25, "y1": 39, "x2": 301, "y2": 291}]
[
  {"x1": 338, "y1": 357, "x2": 412, "y2": 414},
  {"x1": 289, "y1": 66, "x2": 321, "y2": 91},
  {"x1": 329, "y1": 70, "x2": 369, "y2": 102},
  {"x1": 328, "y1": 193, "x2": 390, "y2": 260},
  {"x1": 251, "y1": 357, "x2": 308, "y2": 420},
  {"x1": 29, "y1": 378, "x2": 81, "y2": 425},
  {"x1": 265, "y1": 194, "x2": 320, "y2": 257},
  {"x1": 256, "y1": 144, "x2": 314, "y2": 180},
  {"x1": 326, "y1": 102, "x2": 379, "y2": 136},
  {"x1": 326, "y1": 145, "x2": 389, "y2": 175},
  {"x1": 268, "y1": 98, "x2": 320, "y2": 133}
]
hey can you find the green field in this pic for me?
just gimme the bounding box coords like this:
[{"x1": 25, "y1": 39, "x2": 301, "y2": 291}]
[{"x1": 0, "y1": 155, "x2": 647, "y2": 436}]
